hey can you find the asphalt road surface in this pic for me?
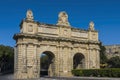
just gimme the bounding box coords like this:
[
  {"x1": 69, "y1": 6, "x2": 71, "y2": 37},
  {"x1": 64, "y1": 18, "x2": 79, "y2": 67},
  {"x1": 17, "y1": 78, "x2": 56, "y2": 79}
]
[{"x1": 0, "y1": 74, "x2": 120, "y2": 80}]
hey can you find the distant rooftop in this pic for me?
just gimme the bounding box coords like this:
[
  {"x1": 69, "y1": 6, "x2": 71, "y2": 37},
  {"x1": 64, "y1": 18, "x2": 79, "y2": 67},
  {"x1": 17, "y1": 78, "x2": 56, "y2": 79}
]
[{"x1": 105, "y1": 44, "x2": 120, "y2": 46}]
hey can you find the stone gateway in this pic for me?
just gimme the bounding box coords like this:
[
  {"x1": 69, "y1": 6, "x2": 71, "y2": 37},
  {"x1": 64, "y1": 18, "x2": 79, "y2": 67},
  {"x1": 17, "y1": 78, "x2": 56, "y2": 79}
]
[{"x1": 13, "y1": 10, "x2": 100, "y2": 79}]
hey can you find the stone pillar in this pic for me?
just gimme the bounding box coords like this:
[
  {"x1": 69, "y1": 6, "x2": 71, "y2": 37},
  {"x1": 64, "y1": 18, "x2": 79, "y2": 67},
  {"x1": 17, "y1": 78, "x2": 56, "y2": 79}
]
[
  {"x1": 96, "y1": 50, "x2": 100, "y2": 68},
  {"x1": 22, "y1": 44, "x2": 28, "y2": 78},
  {"x1": 53, "y1": 50, "x2": 57, "y2": 76},
  {"x1": 14, "y1": 44, "x2": 28, "y2": 79},
  {"x1": 89, "y1": 45, "x2": 100, "y2": 69},
  {"x1": 62, "y1": 47, "x2": 68, "y2": 76},
  {"x1": 36, "y1": 45, "x2": 40, "y2": 78},
  {"x1": 14, "y1": 46, "x2": 17, "y2": 79},
  {"x1": 67, "y1": 47, "x2": 73, "y2": 76},
  {"x1": 89, "y1": 48, "x2": 93, "y2": 69},
  {"x1": 14, "y1": 44, "x2": 21, "y2": 79},
  {"x1": 63, "y1": 47, "x2": 68, "y2": 76},
  {"x1": 58, "y1": 46, "x2": 72, "y2": 77},
  {"x1": 26, "y1": 44, "x2": 38, "y2": 79},
  {"x1": 48, "y1": 57, "x2": 56, "y2": 77},
  {"x1": 58, "y1": 46, "x2": 64, "y2": 76},
  {"x1": 22, "y1": 44, "x2": 27, "y2": 73},
  {"x1": 90, "y1": 49, "x2": 97, "y2": 69},
  {"x1": 85, "y1": 48, "x2": 89, "y2": 69},
  {"x1": 33, "y1": 45, "x2": 39, "y2": 78},
  {"x1": 55, "y1": 46, "x2": 59, "y2": 76}
]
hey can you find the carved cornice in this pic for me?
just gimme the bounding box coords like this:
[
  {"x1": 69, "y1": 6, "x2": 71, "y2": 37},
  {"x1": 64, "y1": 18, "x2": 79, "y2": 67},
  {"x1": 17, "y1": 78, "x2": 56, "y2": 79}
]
[
  {"x1": 71, "y1": 27, "x2": 88, "y2": 32},
  {"x1": 13, "y1": 33, "x2": 100, "y2": 45},
  {"x1": 88, "y1": 29, "x2": 98, "y2": 32},
  {"x1": 16, "y1": 42, "x2": 40, "y2": 46},
  {"x1": 20, "y1": 19, "x2": 99, "y2": 32}
]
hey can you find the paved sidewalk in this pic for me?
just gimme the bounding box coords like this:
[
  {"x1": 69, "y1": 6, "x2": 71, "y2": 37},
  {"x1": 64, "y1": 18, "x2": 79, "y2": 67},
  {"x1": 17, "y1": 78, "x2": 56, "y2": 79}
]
[
  {"x1": 42, "y1": 76, "x2": 120, "y2": 80},
  {"x1": 0, "y1": 74, "x2": 120, "y2": 80}
]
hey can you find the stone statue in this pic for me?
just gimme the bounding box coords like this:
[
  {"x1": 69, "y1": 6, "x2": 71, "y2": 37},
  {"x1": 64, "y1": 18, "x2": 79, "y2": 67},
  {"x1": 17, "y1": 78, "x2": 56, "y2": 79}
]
[
  {"x1": 89, "y1": 21, "x2": 95, "y2": 30},
  {"x1": 57, "y1": 11, "x2": 70, "y2": 26},
  {"x1": 26, "y1": 10, "x2": 34, "y2": 21}
]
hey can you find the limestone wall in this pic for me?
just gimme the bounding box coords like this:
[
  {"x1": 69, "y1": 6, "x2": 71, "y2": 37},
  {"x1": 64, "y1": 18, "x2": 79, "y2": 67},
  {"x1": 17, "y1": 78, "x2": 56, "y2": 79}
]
[{"x1": 14, "y1": 11, "x2": 100, "y2": 79}]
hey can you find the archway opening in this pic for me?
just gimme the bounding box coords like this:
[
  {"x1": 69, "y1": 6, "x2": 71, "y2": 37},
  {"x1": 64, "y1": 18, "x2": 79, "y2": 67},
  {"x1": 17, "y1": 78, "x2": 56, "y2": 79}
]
[
  {"x1": 40, "y1": 51, "x2": 55, "y2": 77},
  {"x1": 73, "y1": 53, "x2": 85, "y2": 69}
]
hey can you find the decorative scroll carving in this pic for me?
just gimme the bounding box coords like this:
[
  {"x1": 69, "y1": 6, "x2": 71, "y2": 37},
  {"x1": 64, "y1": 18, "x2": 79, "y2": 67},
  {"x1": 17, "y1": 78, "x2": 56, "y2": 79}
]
[{"x1": 57, "y1": 11, "x2": 70, "y2": 26}]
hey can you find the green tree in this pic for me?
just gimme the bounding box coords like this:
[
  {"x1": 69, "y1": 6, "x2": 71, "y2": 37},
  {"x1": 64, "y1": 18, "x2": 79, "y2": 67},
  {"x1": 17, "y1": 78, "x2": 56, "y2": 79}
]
[
  {"x1": 99, "y1": 42, "x2": 108, "y2": 64},
  {"x1": 107, "y1": 56, "x2": 120, "y2": 68},
  {"x1": 99, "y1": 42, "x2": 108, "y2": 68},
  {"x1": 0, "y1": 45, "x2": 14, "y2": 73}
]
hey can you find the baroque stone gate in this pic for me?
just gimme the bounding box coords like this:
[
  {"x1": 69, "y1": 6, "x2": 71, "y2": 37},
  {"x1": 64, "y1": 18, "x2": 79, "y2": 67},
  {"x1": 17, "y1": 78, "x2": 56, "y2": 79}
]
[{"x1": 13, "y1": 10, "x2": 100, "y2": 79}]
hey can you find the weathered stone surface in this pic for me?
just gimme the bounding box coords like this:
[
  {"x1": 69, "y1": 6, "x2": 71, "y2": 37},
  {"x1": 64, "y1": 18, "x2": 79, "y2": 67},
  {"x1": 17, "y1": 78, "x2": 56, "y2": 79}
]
[
  {"x1": 13, "y1": 10, "x2": 100, "y2": 79},
  {"x1": 105, "y1": 45, "x2": 120, "y2": 59}
]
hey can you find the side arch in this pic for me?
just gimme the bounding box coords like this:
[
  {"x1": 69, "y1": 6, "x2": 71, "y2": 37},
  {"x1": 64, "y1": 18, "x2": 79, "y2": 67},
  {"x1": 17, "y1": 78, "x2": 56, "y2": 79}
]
[
  {"x1": 40, "y1": 51, "x2": 56, "y2": 77},
  {"x1": 73, "y1": 53, "x2": 85, "y2": 69}
]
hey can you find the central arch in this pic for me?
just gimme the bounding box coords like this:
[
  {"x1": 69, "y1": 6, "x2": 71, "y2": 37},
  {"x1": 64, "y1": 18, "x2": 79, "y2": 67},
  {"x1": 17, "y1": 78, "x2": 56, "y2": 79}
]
[
  {"x1": 73, "y1": 53, "x2": 85, "y2": 69},
  {"x1": 40, "y1": 51, "x2": 55, "y2": 77}
]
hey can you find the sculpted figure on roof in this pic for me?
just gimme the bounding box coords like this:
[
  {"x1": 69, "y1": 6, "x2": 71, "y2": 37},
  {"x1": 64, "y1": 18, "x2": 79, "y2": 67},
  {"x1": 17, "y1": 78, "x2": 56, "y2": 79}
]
[{"x1": 57, "y1": 11, "x2": 70, "y2": 26}]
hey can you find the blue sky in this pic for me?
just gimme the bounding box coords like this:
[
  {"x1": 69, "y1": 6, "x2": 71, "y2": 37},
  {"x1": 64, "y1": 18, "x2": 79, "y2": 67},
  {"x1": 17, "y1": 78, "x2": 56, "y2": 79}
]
[{"x1": 0, "y1": 0, "x2": 120, "y2": 47}]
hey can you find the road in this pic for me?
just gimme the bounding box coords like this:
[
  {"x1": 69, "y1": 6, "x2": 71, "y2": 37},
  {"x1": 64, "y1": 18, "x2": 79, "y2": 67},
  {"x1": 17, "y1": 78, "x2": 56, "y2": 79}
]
[{"x1": 0, "y1": 74, "x2": 120, "y2": 80}]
